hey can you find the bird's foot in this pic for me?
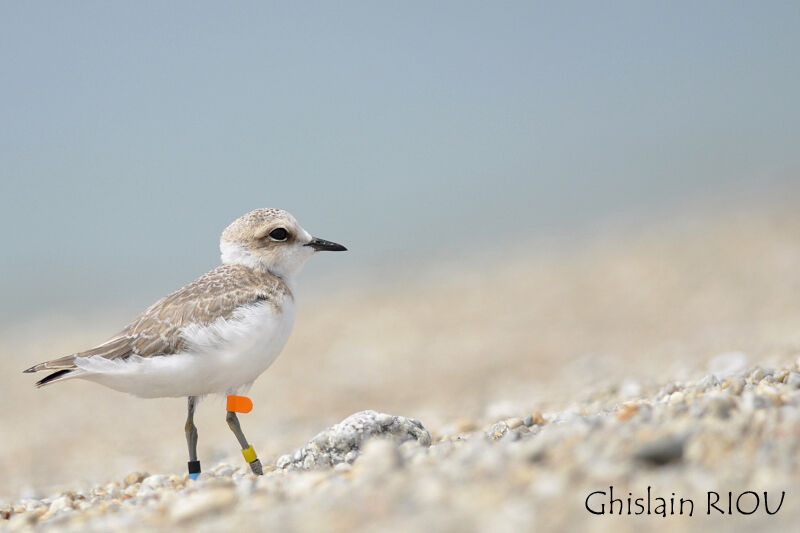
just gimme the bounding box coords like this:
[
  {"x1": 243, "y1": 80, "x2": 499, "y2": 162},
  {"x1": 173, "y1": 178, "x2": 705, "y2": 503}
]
[
  {"x1": 188, "y1": 460, "x2": 201, "y2": 480},
  {"x1": 248, "y1": 459, "x2": 263, "y2": 475}
]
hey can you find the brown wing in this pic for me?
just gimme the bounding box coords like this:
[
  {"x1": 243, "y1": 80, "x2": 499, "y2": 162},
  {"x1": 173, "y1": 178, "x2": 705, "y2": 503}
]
[{"x1": 25, "y1": 264, "x2": 290, "y2": 373}]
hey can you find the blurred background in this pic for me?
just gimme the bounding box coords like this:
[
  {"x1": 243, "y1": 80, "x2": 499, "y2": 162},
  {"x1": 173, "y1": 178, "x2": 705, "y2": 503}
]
[{"x1": 1, "y1": 1, "x2": 799, "y2": 499}]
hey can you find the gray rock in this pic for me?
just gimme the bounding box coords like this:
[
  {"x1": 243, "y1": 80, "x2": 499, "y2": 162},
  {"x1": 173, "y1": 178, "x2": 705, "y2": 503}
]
[
  {"x1": 276, "y1": 454, "x2": 292, "y2": 469},
  {"x1": 634, "y1": 435, "x2": 686, "y2": 465},
  {"x1": 748, "y1": 366, "x2": 770, "y2": 384},
  {"x1": 695, "y1": 374, "x2": 720, "y2": 391},
  {"x1": 487, "y1": 422, "x2": 510, "y2": 440},
  {"x1": 786, "y1": 372, "x2": 800, "y2": 390},
  {"x1": 277, "y1": 410, "x2": 431, "y2": 470},
  {"x1": 727, "y1": 377, "x2": 747, "y2": 395}
]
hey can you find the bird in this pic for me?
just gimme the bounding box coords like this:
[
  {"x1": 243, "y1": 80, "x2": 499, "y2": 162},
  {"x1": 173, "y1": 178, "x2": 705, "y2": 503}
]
[{"x1": 23, "y1": 208, "x2": 346, "y2": 477}]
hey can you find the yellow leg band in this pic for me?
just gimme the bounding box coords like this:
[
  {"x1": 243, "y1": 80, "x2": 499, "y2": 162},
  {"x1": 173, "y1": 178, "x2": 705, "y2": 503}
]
[{"x1": 242, "y1": 445, "x2": 257, "y2": 463}]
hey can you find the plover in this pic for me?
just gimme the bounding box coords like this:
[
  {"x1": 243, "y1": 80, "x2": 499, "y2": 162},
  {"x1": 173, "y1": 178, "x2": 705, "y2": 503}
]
[{"x1": 24, "y1": 208, "x2": 346, "y2": 477}]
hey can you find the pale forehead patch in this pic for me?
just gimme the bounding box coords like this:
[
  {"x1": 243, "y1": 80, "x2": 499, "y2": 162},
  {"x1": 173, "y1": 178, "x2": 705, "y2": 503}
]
[{"x1": 221, "y1": 208, "x2": 298, "y2": 243}]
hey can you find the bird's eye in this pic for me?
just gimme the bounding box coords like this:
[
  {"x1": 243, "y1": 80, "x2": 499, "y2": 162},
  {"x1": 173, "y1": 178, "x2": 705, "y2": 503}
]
[{"x1": 268, "y1": 228, "x2": 289, "y2": 241}]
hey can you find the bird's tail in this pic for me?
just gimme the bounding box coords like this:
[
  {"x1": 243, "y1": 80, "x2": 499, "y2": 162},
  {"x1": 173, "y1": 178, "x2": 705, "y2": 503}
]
[
  {"x1": 24, "y1": 335, "x2": 128, "y2": 388},
  {"x1": 33, "y1": 369, "x2": 75, "y2": 388},
  {"x1": 24, "y1": 354, "x2": 80, "y2": 388}
]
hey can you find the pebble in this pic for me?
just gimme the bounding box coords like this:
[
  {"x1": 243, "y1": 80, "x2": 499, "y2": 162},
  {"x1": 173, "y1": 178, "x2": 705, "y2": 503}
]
[
  {"x1": 725, "y1": 377, "x2": 747, "y2": 395},
  {"x1": 505, "y1": 417, "x2": 524, "y2": 429},
  {"x1": 695, "y1": 374, "x2": 720, "y2": 391},
  {"x1": 749, "y1": 367, "x2": 769, "y2": 383},
  {"x1": 123, "y1": 472, "x2": 148, "y2": 488},
  {"x1": 487, "y1": 422, "x2": 509, "y2": 440},
  {"x1": 786, "y1": 372, "x2": 800, "y2": 389},
  {"x1": 634, "y1": 435, "x2": 686, "y2": 465},
  {"x1": 668, "y1": 391, "x2": 685, "y2": 405},
  {"x1": 42, "y1": 495, "x2": 73, "y2": 520}
]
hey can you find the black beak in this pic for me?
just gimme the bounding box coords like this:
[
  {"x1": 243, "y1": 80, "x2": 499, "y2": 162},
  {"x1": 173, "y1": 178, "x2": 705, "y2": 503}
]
[{"x1": 305, "y1": 237, "x2": 347, "y2": 252}]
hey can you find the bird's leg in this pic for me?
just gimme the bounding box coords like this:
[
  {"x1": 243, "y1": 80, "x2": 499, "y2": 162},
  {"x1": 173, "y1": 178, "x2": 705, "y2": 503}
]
[
  {"x1": 185, "y1": 396, "x2": 201, "y2": 480},
  {"x1": 226, "y1": 410, "x2": 263, "y2": 475}
]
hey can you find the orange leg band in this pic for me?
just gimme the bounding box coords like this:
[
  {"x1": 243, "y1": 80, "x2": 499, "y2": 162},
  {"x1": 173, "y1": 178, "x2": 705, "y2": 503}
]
[{"x1": 226, "y1": 395, "x2": 253, "y2": 413}]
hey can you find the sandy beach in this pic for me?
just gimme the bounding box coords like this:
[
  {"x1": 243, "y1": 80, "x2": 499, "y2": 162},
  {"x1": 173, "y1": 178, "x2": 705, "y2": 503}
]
[{"x1": 2, "y1": 202, "x2": 800, "y2": 531}]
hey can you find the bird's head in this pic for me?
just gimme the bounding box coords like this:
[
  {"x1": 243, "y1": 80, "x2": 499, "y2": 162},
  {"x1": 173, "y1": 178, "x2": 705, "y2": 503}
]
[{"x1": 220, "y1": 208, "x2": 346, "y2": 279}]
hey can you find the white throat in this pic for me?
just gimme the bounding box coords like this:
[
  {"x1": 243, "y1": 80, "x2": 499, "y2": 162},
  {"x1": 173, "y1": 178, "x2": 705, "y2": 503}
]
[
  {"x1": 219, "y1": 240, "x2": 313, "y2": 284},
  {"x1": 220, "y1": 241, "x2": 263, "y2": 270}
]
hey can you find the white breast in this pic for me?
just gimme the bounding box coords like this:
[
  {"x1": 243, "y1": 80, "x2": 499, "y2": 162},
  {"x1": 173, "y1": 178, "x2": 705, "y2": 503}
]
[{"x1": 76, "y1": 298, "x2": 296, "y2": 398}]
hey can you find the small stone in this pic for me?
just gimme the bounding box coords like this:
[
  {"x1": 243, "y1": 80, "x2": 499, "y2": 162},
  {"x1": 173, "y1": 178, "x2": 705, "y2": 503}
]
[
  {"x1": 725, "y1": 377, "x2": 746, "y2": 395},
  {"x1": 123, "y1": 472, "x2": 148, "y2": 488},
  {"x1": 487, "y1": 422, "x2": 509, "y2": 440},
  {"x1": 749, "y1": 367, "x2": 769, "y2": 384},
  {"x1": 505, "y1": 417, "x2": 523, "y2": 429},
  {"x1": 634, "y1": 436, "x2": 685, "y2": 465},
  {"x1": 786, "y1": 372, "x2": 800, "y2": 389},
  {"x1": 695, "y1": 374, "x2": 720, "y2": 391},
  {"x1": 42, "y1": 495, "x2": 73, "y2": 519},
  {"x1": 668, "y1": 391, "x2": 685, "y2": 405},
  {"x1": 530, "y1": 412, "x2": 546, "y2": 426},
  {"x1": 523, "y1": 415, "x2": 534, "y2": 427},
  {"x1": 105, "y1": 482, "x2": 121, "y2": 498},
  {"x1": 659, "y1": 382, "x2": 679, "y2": 398}
]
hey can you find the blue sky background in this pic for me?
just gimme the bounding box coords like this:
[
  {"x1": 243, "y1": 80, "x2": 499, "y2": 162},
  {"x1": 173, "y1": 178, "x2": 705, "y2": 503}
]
[{"x1": 1, "y1": 2, "x2": 799, "y2": 319}]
